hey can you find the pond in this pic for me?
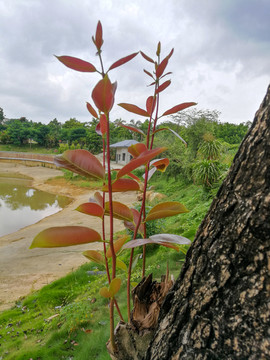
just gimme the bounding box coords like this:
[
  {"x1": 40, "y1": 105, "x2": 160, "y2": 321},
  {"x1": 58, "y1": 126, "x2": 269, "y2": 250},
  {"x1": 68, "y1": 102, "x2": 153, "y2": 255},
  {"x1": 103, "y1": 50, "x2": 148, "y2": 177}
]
[{"x1": 0, "y1": 177, "x2": 71, "y2": 237}]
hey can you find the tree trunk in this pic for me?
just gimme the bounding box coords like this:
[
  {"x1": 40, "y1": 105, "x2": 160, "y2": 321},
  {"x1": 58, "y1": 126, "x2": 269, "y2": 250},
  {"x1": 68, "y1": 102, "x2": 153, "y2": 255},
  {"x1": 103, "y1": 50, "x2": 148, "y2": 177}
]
[{"x1": 146, "y1": 84, "x2": 270, "y2": 360}]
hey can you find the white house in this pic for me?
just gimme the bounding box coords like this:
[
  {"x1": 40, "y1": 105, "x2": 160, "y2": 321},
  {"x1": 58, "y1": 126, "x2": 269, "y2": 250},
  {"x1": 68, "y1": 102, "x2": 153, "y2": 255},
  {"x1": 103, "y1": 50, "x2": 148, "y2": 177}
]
[{"x1": 110, "y1": 139, "x2": 139, "y2": 165}]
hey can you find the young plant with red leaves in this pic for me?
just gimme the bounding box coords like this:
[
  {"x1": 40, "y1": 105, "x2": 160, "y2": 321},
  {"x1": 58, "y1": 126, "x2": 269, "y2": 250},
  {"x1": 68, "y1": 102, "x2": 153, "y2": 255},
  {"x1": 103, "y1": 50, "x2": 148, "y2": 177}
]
[{"x1": 30, "y1": 21, "x2": 194, "y2": 353}]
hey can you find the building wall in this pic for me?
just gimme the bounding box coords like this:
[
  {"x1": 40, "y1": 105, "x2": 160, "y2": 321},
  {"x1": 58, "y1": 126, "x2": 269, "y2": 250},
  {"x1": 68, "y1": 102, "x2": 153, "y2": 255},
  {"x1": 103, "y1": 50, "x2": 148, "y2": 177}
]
[{"x1": 115, "y1": 147, "x2": 133, "y2": 165}]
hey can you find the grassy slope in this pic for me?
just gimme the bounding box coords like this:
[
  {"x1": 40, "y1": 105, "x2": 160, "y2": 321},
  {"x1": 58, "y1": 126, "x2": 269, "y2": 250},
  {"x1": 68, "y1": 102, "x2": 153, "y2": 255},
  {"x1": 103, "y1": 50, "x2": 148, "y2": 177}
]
[{"x1": 0, "y1": 174, "x2": 216, "y2": 359}]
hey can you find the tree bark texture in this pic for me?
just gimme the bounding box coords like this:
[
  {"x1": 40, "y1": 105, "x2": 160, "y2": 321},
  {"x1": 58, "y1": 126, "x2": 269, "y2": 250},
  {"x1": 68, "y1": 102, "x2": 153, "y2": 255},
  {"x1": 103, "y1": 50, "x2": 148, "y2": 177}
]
[
  {"x1": 146, "y1": 85, "x2": 270, "y2": 360},
  {"x1": 107, "y1": 274, "x2": 174, "y2": 360}
]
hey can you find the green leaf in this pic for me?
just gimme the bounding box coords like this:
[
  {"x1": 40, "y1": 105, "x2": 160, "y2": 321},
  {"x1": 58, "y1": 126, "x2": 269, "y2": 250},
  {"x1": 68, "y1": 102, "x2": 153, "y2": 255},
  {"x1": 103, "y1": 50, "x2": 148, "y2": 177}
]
[
  {"x1": 145, "y1": 201, "x2": 189, "y2": 221},
  {"x1": 116, "y1": 259, "x2": 127, "y2": 272},
  {"x1": 30, "y1": 226, "x2": 101, "y2": 248},
  {"x1": 109, "y1": 278, "x2": 121, "y2": 297},
  {"x1": 100, "y1": 287, "x2": 111, "y2": 298},
  {"x1": 83, "y1": 250, "x2": 105, "y2": 265}
]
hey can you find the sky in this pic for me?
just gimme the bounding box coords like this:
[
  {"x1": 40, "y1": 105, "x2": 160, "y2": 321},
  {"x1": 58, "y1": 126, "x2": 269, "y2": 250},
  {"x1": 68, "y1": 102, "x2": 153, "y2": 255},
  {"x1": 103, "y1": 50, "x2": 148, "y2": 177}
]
[{"x1": 0, "y1": 0, "x2": 269, "y2": 125}]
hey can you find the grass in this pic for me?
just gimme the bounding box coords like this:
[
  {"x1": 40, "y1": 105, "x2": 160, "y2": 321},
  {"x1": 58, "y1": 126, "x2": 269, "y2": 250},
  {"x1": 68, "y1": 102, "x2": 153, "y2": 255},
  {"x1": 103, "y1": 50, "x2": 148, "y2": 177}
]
[
  {"x1": 0, "y1": 144, "x2": 58, "y2": 154},
  {"x1": 0, "y1": 172, "x2": 217, "y2": 359}
]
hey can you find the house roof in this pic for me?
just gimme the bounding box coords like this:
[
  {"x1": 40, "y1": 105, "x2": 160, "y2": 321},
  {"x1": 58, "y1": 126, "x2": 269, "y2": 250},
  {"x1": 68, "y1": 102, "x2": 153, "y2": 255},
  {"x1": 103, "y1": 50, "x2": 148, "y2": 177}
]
[{"x1": 110, "y1": 139, "x2": 139, "y2": 148}]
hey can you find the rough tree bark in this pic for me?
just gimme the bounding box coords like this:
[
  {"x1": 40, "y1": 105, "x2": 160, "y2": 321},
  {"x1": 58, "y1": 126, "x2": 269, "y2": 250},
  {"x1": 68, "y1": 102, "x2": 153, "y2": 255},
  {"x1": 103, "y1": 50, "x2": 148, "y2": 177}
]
[{"x1": 146, "y1": 85, "x2": 270, "y2": 360}]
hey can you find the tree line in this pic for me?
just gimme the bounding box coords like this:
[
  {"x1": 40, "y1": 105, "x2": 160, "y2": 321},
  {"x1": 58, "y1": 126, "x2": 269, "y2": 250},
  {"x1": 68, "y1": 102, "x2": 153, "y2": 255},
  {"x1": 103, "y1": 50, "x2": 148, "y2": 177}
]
[{"x1": 0, "y1": 106, "x2": 250, "y2": 187}]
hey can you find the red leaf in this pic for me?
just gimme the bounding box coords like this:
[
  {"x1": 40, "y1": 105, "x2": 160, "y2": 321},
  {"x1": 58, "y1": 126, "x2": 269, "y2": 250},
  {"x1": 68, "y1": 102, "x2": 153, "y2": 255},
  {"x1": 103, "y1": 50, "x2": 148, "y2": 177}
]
[
  {"x1": 95, "y1": 21, "x2": 103, "y2": 50},
  {"x1": 162, "y1": 102, "x2": 197, "y2": 117},
  {"x1": 140, "y1": 51, "x2": 155, "y2": 63},
  {"x1": 118, "y1": 103, "x2": 149, "y2": 117},
  {"x1": 117, "y1": 123, "x2": 146, "y2": 136},
  {"x1": 55, "y1": 55, "x2": 96, "y2": 72},
  {"x1": 156, "y1": 80, "x2": 171, "y2": 94},
  {"x1": 146, "y1": 96, "x2": 156, "y2": 115},
  {"x1": 156, "y1": 57, "x2": 168, "y2": 78},
  {"x1": 126, "y1": 172, "x2": 141, "y2": 182},
  {"x1": 151, "y1": 158, "x2": 170, "y2": 172},
  {"x1": 145, "y1": 201, "x2": 189, "y2": 221},
  {"x1": 99, "y1": 114, "x2": 108, "y2": 135},
  {"x1": 160, "y1": 72, "x2": 172, "y2": 79},
  {"x1": 104, "y1": 201, "x2": 134, "y2": 222},
  {"x1": 86, "y1": 102, "x2": 98, "y2": 118},
  {"x1": 94, "y1": 191, "x2": 103, "y2": 206},
  {"x1": 102, "y1": 178, "x2": 140, "y2": 192},
  {"x1": 76, "y1": 202, "x2": 104, "y2": 218},
  {"x1": 92, "y1": 75, "x2": 115, "y2": 113},
  {"x1": 95, "y1": 122, "x2": 102, "y2": 136},
  {"x1": 124, "y1": 208, "x2": 144, "y2": 235},
  {"x1": 166, "y1": 48, "x2": 174, "y2": 60},
  {"x1": 30, "y1": 226, "x2": 101, "y2": 248},
  {"x1": 143, "y1": 69, "x2": 155, "y2": 79},
  {"x1": 128, "y1": 143, "x2": 148, "y2": 158},
  {"x1": 109, "y1": 52, "x2": 139, "y2": 71},
  {"x1": 117, "y1": 147, "x2": 167, "y2": 179},
  {"x1": 54, "y1": 150, "x2": 105, "y2": 180}
]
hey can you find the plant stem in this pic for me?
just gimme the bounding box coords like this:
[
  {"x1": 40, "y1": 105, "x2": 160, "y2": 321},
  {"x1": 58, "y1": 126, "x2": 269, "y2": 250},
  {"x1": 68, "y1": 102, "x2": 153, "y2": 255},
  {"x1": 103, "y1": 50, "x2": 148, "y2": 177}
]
[
  {"x1": 110, "y1": 298, "x2": 116, "y2": 351},
  {"x1": 102, "y1": 137, "x2": 111, "y2": 283}
]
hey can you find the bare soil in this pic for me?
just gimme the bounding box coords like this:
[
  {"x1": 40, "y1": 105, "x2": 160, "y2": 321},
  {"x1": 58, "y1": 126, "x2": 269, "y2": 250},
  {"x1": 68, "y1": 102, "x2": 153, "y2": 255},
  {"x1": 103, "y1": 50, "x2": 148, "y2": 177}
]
[{"x1": 0, "y1": 162, "x2": 138, "y2": 311}]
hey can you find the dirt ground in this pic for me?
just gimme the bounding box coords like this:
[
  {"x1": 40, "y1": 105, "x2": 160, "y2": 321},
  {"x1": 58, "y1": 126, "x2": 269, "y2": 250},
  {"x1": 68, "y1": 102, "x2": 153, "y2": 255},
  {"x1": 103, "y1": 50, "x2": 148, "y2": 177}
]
[{"x1": 0, "y1": 162, "x2": 138, "y2": 311}]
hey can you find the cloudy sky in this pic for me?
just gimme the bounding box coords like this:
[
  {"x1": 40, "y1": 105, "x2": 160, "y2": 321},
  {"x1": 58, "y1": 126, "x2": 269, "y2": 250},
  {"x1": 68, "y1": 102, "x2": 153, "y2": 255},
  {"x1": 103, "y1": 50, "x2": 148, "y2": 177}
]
[{"x1": 0, "y1": 0, "x2": 269, "y2": 125}]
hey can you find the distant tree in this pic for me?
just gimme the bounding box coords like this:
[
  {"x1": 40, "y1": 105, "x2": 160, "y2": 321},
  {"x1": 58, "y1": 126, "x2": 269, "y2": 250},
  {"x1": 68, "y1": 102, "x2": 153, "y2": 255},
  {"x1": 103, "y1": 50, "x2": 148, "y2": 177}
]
[
  {"x1": 215, "y1": 122, "x2": 249, "y2": 144},
  {"x1": 0, "y1": 107, "x2": 6, "y2": 131},
  {"x1": 0, "y1": 107, "x2": 4, "y2": 123},
  {"x1": 69, "y1": 127, "x2": 87, "y2": 146},
  {"x1": 32, "y1": 123, "x2": 50, "y2": 146},
  {"x1": 171, "y1": 109, "x2": 220, "y2": 157},
  {"x1": 6, "y1": 118, "x2": 32, "y2": 145},
  {"x1": 44, "y1": 119, "x2": 62, "y2": 147},
  {"x1": 62, "y1": 117, "x2": 83, "y2": 129},
  {"x1": 85, "y1": 118, "x2": 103, "y2": 154}
]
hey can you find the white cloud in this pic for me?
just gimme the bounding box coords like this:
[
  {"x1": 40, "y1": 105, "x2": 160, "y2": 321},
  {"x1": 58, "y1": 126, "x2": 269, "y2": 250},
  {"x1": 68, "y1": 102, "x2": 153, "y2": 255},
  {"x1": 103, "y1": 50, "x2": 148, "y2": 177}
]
[{"x1": 0, "y1": 0, "x2": 269, "y2": 124}]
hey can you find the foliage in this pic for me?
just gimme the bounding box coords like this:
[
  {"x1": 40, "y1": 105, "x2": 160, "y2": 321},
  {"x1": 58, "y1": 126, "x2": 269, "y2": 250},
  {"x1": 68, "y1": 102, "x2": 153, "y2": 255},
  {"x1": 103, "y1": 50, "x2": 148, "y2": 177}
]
[
  {"x1": 24, "y1": 21, "x2": 248, "y2": 355},
  {"x1": 29, "y1": 21, "x2": 195, "y2": 352}
]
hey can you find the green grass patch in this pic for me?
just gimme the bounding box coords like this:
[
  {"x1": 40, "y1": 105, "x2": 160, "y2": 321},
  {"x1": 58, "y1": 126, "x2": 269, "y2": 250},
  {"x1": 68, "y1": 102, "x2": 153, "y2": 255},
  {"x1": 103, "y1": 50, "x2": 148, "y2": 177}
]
[
  {"x1": 0, "y1": 144, "x2": 58, "y2": 154},
  {"x1": 0, "y1": 173, "x2": 216, "y2": 359}
]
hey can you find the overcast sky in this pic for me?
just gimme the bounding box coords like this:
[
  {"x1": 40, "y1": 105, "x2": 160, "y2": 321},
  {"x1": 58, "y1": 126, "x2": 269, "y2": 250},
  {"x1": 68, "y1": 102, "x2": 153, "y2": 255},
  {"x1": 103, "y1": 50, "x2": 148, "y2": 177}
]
[{"x1": 0, "y1": 0, "x2": 269, "y2": 125}]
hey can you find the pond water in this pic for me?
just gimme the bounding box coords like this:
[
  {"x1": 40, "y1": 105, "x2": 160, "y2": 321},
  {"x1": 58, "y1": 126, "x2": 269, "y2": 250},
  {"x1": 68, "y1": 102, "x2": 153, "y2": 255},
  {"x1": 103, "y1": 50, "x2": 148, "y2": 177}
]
[{"x1": 0, "y1": 177, "x2": 71, "y2": 237}]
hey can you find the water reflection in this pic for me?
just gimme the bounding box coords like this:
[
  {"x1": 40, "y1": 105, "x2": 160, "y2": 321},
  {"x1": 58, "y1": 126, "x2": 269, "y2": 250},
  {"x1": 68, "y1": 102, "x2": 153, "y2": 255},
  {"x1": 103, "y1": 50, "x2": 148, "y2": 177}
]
[{"x1": 0, "y1": 177, "x2": 71, "y2": 237}]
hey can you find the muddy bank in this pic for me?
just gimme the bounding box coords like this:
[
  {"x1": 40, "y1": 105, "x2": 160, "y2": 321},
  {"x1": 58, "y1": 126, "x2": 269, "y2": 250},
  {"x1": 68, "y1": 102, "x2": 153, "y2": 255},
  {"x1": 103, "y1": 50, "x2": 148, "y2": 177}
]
[{"x1": 0, "y1": 163, "x2": 137, "y2": 311}]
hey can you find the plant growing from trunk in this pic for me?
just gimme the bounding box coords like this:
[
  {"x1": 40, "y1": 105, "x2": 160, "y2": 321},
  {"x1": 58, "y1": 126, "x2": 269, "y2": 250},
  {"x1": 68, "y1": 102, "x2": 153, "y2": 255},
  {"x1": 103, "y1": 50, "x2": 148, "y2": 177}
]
[{"x1": 30, "y1": 21, "x2": 196, "y2": 355}]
